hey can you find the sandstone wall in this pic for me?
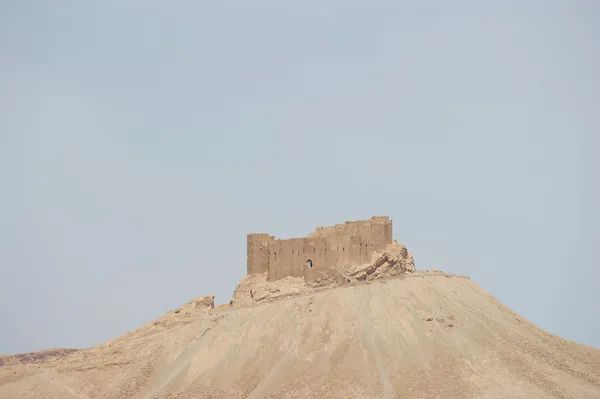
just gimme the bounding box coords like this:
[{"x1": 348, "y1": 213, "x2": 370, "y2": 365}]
[
  {"x1": 267, "y1": 238, "x2": 306, "y2": 281},
  {"x1": 250, "y1": 216, "x2": 395, "y2": 282},
  {"x1": 309, "y1": 216, "x2": 392, "y2": 250},
  {"x1": 247, "y1": 234, "x2": 271, "y2": 275}
]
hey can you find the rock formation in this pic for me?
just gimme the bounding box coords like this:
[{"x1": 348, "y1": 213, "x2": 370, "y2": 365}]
[{"x1": 2, "y1": 273, "x2": 599, "y2": 398}]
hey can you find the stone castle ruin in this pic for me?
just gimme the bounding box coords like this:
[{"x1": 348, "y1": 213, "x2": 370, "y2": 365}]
[{"x1": 247, "y1": 216, "x2": 413, "y2": 284}]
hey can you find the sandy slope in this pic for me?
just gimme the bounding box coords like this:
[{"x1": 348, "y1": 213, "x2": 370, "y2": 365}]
[{"x1": 1, "y1": 273, "x2": 599, "y2": 399}]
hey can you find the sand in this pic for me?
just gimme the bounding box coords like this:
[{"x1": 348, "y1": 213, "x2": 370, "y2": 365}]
[{"x1": 1, "y1": 273, "x2": 599, "y2": 398}]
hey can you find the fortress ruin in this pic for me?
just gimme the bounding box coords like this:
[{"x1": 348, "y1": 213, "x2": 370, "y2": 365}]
[{"x1": 247, "y1": 216, "x2": 393, "y2": 282}]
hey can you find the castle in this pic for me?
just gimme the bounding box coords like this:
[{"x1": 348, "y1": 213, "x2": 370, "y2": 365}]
[{"x1": 247, "y1": 216, "x2": 393, "y2": 282}]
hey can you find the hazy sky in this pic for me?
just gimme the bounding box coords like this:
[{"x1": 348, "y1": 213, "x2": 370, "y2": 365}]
[{"x1": 1, "y1": 1, "x2": 598, "y2": 354}]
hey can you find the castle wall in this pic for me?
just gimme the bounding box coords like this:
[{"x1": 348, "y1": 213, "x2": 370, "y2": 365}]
[
  {"x1": 267, "y1": 240, "x2": 285, "y2": 281},
  {"x1": 366, "y1": 216, "x2": 393, "y2": 250},
  {"x1": 251, "y1": 216, "x2": 394, "y2": 282},
  {"x1": 247, "y1": 234, "x2": 271, "y2": 275},
  {"x1": 277, "y1": 238, "x2": 305, "y2": 279},
  {"x1": 307, "y1": 237, "x2": 331, "y2": 270},
  {"x1": 267, "y1": 237, "x2": 326, "y2": 281},
  {"x1": 310, "y1": 217, "x2": 391, "y2": 244}
]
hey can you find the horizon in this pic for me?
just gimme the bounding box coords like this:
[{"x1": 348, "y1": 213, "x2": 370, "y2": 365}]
[{"x1": 1, "y1": 1, "x2": 599, "y2": 354}]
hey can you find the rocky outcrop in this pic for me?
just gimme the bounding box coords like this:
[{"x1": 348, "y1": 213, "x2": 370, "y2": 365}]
[
  {"x1": 104, "y1": 295, "x2": 218, "y2": 343},
  {"x1": 230, "y1": 274, "x2": 309, "y2": 307},
  {"x1": 149, "y1": 295, "x2": 215, "y2": 328},
  {"x1": 174, "y1": 295, "x2": 215, "y2": 314},
  {"x1": 341, "y1": 241, "x2": 415, "y2": 281}
]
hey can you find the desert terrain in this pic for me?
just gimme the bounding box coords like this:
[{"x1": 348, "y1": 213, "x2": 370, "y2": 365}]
[{"x1": 1, "y1": 271, "x2": 599, "y2": 398}]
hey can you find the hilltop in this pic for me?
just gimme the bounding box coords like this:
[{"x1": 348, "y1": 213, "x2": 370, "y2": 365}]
[{"x1": 1, "y1": 272, "x2": 599, "y2": 398}]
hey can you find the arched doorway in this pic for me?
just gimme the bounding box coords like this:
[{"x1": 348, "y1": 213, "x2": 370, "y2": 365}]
[{"x1": 306, "y1": 259, "x2": 313, "y2": 268}]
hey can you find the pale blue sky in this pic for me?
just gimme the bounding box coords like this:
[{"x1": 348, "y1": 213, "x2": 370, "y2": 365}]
[{"x1": 1, "y1": 1, "x2": 598, "y2": 354}]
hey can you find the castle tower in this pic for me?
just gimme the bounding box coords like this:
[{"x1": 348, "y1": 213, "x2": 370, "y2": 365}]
[
  {"x1": 370, "y1": 216, "x2": 393, "y2": 250},
  {"x1": 247, "y1": 234, "x2": 271, "y2": 275}
]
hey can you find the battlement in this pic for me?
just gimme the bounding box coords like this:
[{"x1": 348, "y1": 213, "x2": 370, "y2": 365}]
[
  {"x1": 371, "y1": 216, "x2": 390, "y2": 221},
  {"x1": 247, "y1": 217, "x2": 394, "y2": 282}
]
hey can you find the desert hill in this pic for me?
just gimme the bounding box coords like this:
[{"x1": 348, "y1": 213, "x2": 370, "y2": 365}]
[{"x1": 1, "y1": 272, "x2": 599, "y2": 398}]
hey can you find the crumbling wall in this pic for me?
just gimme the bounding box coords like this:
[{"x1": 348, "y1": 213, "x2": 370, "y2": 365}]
[
  {"x1": 309, "y1": 216, "x2": 392, "y2": 250},
  {"x1": 342, "y1": 241, "x2": 415, "y2": 281},
  {"x1": 235, "y1": 241, "x2": 416, "y2": 307},
  {"x1": 251, "y1": 216, "x2": 396, "y2": 282}
]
